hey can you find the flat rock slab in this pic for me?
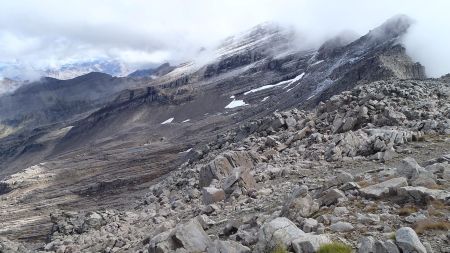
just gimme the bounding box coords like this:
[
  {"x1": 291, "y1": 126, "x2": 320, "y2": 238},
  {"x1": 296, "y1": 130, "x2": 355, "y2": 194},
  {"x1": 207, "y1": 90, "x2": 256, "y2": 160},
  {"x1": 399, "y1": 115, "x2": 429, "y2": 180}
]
[
  {"x1": 396, "y1": 186, "x2": 450, "y2": 204},
  {"x1": 360, "y1": 177, "x2": 408, "y2": 198}
]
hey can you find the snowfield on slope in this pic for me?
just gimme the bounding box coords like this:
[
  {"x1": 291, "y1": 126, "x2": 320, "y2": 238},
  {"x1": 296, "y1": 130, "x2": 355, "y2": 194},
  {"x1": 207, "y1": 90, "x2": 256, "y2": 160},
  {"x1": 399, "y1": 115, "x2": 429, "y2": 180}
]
[
  {"x1": 225, "y1": 100, "x2": 248, "y2": 109},
  {"x1": 244, "y1": 72, "x2": 305, "y2": 95}
]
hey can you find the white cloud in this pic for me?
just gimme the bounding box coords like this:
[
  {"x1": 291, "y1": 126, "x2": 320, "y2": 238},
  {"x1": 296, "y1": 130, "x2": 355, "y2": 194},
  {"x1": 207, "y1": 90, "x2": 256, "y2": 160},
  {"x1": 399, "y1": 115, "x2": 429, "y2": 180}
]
[{"x1": 0, "y1": 0, "x2": 448, "y2": 77}]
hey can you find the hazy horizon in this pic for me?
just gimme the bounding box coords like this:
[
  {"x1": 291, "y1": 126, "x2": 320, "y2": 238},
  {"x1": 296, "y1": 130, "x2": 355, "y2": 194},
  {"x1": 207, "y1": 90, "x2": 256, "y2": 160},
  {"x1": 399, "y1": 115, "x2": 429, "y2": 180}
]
[{"x1": 0, "y1": 0, "x2": 449, "y2": 79}]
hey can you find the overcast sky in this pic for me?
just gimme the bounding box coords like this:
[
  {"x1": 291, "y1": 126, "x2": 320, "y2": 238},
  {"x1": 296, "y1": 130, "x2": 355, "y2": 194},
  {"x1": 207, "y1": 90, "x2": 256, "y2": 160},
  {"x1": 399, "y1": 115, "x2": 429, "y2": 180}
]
[{"x1": 0, "y1": 0, "x2": 449, "y2": 77}]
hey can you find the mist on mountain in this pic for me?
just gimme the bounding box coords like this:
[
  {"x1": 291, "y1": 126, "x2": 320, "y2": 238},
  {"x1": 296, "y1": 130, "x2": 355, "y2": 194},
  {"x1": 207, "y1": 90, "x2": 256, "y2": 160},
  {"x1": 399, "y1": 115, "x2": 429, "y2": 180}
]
[{"x1": 0, "y1": 0, "x2": 449, "y2": 83}]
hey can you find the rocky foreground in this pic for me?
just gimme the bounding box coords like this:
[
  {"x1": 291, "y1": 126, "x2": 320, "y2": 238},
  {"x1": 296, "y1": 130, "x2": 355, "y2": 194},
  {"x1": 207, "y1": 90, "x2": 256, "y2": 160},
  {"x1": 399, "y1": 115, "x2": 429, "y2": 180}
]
[{"x1": 2, "y1": 78, "x2": 450, "y2": 252}]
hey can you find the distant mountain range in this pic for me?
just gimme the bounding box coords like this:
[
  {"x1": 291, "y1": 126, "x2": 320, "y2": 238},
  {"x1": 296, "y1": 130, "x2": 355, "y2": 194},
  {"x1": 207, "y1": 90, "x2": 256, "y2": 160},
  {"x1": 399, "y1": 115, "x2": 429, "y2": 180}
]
[
  {"x1": 0, "y1": 77, "x2": 20, "y2": 95},
  {"x1": 0, "y1": 60, "x2": 174, "y2": 94},
  {"x1": 43, "y1": 59, "x2": 133, "y2": 80},
  {"x1": 0, "y1": 59, "x2": 131, "y2": 80}
]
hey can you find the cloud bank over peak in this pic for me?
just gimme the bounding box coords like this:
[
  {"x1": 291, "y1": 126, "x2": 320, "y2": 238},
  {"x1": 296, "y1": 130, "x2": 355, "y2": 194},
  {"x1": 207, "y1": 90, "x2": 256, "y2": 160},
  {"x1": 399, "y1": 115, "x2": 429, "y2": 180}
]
[{"x1": 0, "y1": 0, "x2": 448, "y2": 78}]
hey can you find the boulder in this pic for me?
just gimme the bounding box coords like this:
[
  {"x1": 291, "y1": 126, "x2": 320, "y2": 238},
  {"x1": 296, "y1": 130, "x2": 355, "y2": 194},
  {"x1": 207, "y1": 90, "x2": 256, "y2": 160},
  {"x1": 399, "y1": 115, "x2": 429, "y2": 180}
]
[
  {"x1": 325, "y1": 145, "x2": 342, "y2": 161},
  {"x1": 374, "y1": 240, "x2": 399, "y2": 253},
  {"x1": 411, "y1": 174, "x2": 437, "y2": 188},
  {"x1": 319, "y1": 189, "x2": 347, "y2": 206},
  {"x1": 200, "y1": 155, "x2": 234, "y2": 187},
  {"x1": 325, "y1": 171, "x2": 354, "y2": 187},
  {"x1": 257, "y1": 217, "x2": 305, "y2": 250},
  {"x1": 302, "y1": 218, "x2": 318, "y2": 233},
  {"x1": 384, "y1": 109, "x2": 406, "y2": 125},
  {"x1": 199, "y1": 151, "x2": 259, "y2": 187},
  {"x1": 81, "y1": 212, "x2": 105, "y2": 232},
  {"x1": 397, "y1": 157, "x2": 421, "y2": 180},
  {"x1": 333, "y1": 207, "x2": 349, "y2": 216},
  {"x1": 202, "y1": 187, "x2": 226, "y2": 204},
  {"x1": 235, "y1": 229, "x2": 258, "y2": 246},
  {"x1": 356, "y1": 213, "x2": 380, "y2": 224},
  {"x1": 207, "y1": 240, "x2": 251, "y2": 253},
  {"x1": 360, "y1": 177, "x2": 408, "y2": 198},
  {"x1": 285, "y1": 117, "x2": 297, "y2": 130},
  {"x1": 357, "y1": 236, "x2": 375, "y2": 253},
  {"x1": 330, "y1": 222, "x2": 354, "y2": 232},
  {"x1": 196, "y1": 214, "x2": 215, "y2": 230},
  {"x1": 222, "y1": 167, "x2": 257, "y2": 194},
  {"x1": 395, "y1": 227, "x2": 426, "y2": 253},
  {"x1": 295, "y1": 126, "x2": 312, "y2": 141},
  {"x1": 148, "y1": 230, "x2": 177, "y2": 253},
  {"x1": 174, "y1": 219, "x2": 212, "y2": 252},
  {"x1": 270, "y1": 115, "x2": 286, "y2": 130},
  {"x1": 340, "y1": 182, "x2": 360, "y2": 191},
  {"x1": 292, "y1": 234, "x2": 332, "y2": 253},
  {"x1": 280, "y1": 186, "x2": 319, "y2": 220},
  {"x1": 341, "y1": 116, "x2": 358, "y2": 132},
  {"x1": 396, "y1": 186, "x2": 450, "y2": 204}
]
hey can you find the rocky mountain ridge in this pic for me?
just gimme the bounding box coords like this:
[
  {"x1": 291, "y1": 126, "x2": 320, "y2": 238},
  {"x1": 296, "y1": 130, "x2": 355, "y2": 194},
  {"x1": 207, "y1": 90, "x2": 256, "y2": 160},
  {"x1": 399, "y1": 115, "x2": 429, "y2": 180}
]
[
  {"x1": 0, "y1": 16, "x2": 448, "y2": 253},
  {"x1": 2, "y1": 77, "x2": 449, "y2": 252}
]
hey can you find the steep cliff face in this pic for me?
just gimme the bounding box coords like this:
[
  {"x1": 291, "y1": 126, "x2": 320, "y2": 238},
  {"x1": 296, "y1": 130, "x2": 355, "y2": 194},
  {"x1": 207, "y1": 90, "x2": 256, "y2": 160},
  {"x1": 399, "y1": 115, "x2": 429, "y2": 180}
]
[
  {"x1": 58, "y1": 86, "x2": 171, "y2": 148},
  {"x1": 0, "y1": 72, "x2": 145, "y2": 133}
]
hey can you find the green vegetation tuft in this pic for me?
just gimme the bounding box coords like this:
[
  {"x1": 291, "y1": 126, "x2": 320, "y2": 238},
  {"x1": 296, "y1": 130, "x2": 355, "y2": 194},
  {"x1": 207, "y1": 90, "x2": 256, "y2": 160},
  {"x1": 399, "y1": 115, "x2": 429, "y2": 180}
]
[
  {"x1": 271, "y1": 244, "x2": 288, "y2": 253},
  {"x1": 318, "y1": 242, "x2": 352, "y2": 253},
  {"x1": 389, "y1": 232, "x2": 396, "y2": 241}
]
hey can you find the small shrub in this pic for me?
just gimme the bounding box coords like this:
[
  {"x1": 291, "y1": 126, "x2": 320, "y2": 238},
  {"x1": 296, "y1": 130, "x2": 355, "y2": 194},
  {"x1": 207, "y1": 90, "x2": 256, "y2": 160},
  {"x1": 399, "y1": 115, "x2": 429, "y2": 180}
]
[
  {"x1": 414, "y1": 219, "x2": 450, "y2": 234},
  {"x1": 312, "y1": 209, "x2": 331, "y2": 219},
  {"x1": 398, "y1": 206, "x2": 418, "y2": 216},
  {"x1": 318, "y1": 242, "x2": 352, "y2": 253},
  {"x1": 364, "y1": 203, "x2": 379, "y2": 213},
  {"x1": 429, "y1": 200, "x2": 450, "y2": 210},
  {"x1": 357, "y1": 180, "x2": 372, "y2": 188}
]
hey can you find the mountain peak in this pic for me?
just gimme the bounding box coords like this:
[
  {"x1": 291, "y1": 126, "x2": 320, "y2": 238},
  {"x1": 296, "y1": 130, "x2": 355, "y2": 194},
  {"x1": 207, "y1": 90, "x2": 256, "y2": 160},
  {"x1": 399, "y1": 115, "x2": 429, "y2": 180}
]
[
  {"x1": 368, "y1": 14, "x2": 412, "y2": 41},
  {"x1": 127, "y1": 63, "x2": 175, "y2": 78},
  {"x1": 217, "y1": 22, "x2": 295, "y2": 57}
]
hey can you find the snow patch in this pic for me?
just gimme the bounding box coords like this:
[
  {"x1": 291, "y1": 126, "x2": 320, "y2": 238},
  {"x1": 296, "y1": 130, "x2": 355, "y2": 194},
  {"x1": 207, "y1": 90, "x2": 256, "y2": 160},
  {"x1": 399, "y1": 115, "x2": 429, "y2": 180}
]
[
  {"x1": 243, "y1": 72, "x2": 306, "y2": 95},
  {"x1": 310, "y1": 60, "x2": 324, "y2": 66},
  {"x1": 182, "y1": 119, "x2": 190, "y2": 123},
  {"x1": 261, "y1": 96, "x2": 270, "y2": 102},
  {"x1": 230, "y1": 95, "x2": 235, "y2": 99},
  {"x1": 179, "y1": 148, "x2": 192, "y2": 154},
  {"x1": 283, "y1": 72, "x2": 305, "y2": 87},
  {"x1": 161, "y1": 118, "x2": 174, "y2": 124},
  {"x1": 244, "y1": 84, "x2": 283, "y2": 95},
  {"x1": 225, "y1": 100, "x2": 248, "y2": 109}
]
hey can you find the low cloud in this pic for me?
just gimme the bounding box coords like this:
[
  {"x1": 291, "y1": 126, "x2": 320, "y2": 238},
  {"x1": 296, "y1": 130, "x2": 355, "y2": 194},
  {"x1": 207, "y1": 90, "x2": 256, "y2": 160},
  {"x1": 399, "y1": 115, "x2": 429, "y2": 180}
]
[{"x1": 0, "y1": 0, "x2": 448, "y2": 77}]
